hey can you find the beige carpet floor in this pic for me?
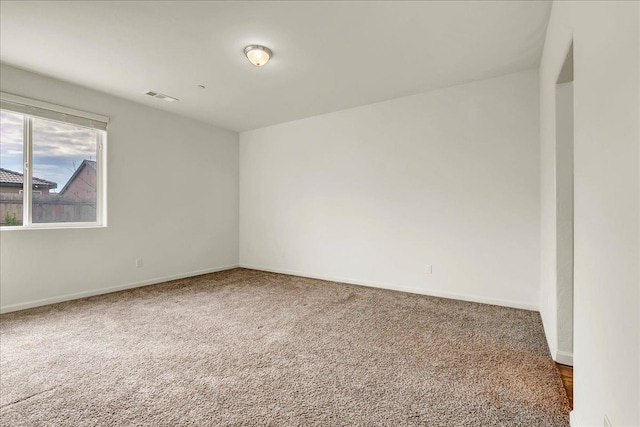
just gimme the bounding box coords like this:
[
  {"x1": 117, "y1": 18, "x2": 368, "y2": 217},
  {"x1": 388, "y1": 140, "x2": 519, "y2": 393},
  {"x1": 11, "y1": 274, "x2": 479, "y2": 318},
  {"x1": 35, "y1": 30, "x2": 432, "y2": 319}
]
[{"x1": 0, "y1": 268, "x2": 570, "y2": 426}]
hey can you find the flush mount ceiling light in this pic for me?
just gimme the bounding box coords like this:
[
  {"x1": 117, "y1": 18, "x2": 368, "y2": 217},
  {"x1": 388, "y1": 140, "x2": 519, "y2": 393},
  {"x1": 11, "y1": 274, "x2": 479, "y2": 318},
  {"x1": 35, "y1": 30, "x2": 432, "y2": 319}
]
[{"x1": 244, "y1": 45, "x2": 272, "y2": 67}]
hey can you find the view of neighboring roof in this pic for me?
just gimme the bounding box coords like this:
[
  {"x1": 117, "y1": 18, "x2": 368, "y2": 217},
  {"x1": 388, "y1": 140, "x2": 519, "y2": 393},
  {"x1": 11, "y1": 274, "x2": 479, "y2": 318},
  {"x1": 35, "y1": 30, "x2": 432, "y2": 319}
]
[
  {"x1": 0, "y1": 167, "x2": 57, "y2": 189},
  {"x1": 59, "y1": 160, "x2": 96, "y2": 195}
]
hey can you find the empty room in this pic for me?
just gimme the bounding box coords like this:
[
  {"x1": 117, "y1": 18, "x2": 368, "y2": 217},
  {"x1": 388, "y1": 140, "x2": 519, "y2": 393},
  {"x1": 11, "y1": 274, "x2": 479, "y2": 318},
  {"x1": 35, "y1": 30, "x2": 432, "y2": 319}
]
[{"x1": 0, "y1": 1, "x2": 638, "y2": 426}]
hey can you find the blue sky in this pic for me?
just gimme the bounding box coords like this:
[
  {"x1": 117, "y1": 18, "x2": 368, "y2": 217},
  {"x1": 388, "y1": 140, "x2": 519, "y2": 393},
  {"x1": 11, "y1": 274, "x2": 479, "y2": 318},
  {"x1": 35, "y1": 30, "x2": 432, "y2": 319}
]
[{"x1": 0, "y1": 110, "x2": 97, "y2": 192}]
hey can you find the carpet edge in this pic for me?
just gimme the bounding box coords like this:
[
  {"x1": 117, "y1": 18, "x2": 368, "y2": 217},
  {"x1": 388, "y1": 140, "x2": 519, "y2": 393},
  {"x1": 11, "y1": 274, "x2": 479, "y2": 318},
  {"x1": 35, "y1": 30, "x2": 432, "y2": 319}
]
[
  {"x1": 0, "y1": 264, "x2": 239, "y2": 314},
  {"x1": 239, "y1": 264, "x2": 539, "y2": 311}
]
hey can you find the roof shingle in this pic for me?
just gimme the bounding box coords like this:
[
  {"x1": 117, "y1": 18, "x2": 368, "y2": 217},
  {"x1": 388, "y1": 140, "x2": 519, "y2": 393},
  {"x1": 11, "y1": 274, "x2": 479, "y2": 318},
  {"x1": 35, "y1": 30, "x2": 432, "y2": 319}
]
[{"x1": 0, "y1": 168, "x2": 58, "y2": 189}]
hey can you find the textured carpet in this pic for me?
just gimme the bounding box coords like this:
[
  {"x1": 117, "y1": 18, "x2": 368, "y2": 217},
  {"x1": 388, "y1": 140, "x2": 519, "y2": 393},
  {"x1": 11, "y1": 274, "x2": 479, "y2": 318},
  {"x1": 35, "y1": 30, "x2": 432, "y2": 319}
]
[{"x1": 0, "y1": 268, "x2": 570, "y2": 426}]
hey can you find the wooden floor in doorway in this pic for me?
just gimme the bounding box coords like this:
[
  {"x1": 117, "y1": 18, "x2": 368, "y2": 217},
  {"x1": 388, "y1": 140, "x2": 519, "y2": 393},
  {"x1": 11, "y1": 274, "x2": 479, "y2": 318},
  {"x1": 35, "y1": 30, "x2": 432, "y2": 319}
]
[{"x1": 556, "y1": 363, "x2": 573, "y2": 408}]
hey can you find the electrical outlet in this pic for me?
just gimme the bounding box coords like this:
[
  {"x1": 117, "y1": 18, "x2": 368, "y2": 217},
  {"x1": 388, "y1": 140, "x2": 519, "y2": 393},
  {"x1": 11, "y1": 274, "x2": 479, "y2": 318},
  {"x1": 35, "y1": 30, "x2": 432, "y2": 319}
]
[
  {"x1": 135, "y1": 258, "x2": 143, "y2": 268},
  {"x1": 604, "y1": 415, "x2": 612, "y2": 427},
  {"x1": 425, "y1": 264, "x2": 432, "y2": 274}
]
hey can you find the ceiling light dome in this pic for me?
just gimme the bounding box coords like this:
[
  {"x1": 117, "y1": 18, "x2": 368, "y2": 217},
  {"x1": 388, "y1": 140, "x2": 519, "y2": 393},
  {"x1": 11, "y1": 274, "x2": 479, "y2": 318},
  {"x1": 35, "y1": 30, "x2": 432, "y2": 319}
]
[{"x1": 244, "y1": 45, "x2": 272, "y2": 67}]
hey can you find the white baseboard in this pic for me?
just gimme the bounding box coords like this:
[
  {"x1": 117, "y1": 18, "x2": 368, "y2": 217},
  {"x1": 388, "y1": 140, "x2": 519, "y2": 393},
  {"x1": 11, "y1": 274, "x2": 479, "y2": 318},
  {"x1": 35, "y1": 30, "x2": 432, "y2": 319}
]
[
  {"x1": 239, "y1": 264, "x2": 539, "y2": 311},
  {"x1": 0, "y1": 264, "x2": 239, "y2": 314},
  {"x1": 569, "y1": 411, "x2": 578, "y2": 427},
  {"x1": 555, "y1": 349, "x2": 574, "y2": 366}
]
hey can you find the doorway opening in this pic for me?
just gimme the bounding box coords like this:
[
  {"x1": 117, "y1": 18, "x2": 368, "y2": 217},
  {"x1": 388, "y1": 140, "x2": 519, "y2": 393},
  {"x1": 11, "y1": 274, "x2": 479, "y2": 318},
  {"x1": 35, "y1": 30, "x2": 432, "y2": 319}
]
[{"x1": 555, "y1": 40, "x2": 574, "y2": 370}]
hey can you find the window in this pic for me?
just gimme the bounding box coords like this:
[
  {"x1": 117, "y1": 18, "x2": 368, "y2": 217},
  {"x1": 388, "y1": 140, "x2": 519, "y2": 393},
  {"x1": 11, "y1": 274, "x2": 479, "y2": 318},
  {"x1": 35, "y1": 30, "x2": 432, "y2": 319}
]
[{"x1": 0, "y1": 93, "x2": 108, "y2": 228}]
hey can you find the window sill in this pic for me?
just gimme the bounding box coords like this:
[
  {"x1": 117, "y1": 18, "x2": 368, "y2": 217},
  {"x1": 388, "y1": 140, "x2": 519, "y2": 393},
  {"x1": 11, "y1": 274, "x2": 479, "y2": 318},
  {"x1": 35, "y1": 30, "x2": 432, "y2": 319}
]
[{"x1": 1, "y1": 223, "x2": 106, "y2": 231}]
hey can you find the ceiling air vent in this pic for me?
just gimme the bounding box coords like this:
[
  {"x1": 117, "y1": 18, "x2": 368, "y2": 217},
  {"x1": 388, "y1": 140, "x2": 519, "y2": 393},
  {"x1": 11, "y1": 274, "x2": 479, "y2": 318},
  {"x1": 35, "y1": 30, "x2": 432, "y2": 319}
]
[{"x1": 144, "y1": 90, "x2": 179, "y2": 103}]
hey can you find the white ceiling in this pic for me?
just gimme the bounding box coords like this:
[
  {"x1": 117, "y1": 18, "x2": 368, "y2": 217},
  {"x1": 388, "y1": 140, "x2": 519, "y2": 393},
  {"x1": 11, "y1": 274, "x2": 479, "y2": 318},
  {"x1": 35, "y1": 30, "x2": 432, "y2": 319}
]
[{"x1": 0, "y1": 1, "x2": 551, "y2": 132}]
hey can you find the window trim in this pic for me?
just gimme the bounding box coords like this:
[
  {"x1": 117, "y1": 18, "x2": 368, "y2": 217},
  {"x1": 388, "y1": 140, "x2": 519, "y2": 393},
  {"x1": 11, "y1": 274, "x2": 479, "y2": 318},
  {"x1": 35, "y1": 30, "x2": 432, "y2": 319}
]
[
  {"x1": 0, "y1": 93, "x2": 108, "y2": 230},
  {"x1": 0, "y1": 92, "x2": 109, "y2": 130}
]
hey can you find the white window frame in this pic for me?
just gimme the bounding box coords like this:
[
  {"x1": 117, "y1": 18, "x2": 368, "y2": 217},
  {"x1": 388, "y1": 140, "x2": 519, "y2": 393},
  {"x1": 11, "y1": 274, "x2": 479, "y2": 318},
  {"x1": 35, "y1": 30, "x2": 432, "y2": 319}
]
[{"x1": 0, "y1": 92, "x2": 108, "y2": 230}]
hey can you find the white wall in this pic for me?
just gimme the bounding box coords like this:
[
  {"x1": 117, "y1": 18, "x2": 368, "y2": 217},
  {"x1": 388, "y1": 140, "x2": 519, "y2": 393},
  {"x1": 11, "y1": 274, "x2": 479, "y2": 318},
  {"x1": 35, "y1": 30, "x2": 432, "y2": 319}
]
[
  {"x1": 539, "y1": 1, "x2": 639, "y2": 426},
  {"x1": 240, "y1": 70, "x2": 540, "y2": 310},
  {"x1": 0, "y1": 64, "x2": 239, "y2": 312},
  {"x1": 555, "y1": 82, "x2": 574, "y2": 365}
]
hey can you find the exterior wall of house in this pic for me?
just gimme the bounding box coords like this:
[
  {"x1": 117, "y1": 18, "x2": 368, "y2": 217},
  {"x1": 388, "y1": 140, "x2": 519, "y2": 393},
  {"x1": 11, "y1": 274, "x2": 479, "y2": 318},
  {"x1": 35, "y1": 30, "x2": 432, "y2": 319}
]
[
  {"x1": 0, "y1": 186, "x2": 51, "y2": 195},
  {"x1": 62, "y1": 166, "x2": 96, "y2": 198},
  {"x1": 0, "y1": 186, "x2": 20, "y2": 194}
]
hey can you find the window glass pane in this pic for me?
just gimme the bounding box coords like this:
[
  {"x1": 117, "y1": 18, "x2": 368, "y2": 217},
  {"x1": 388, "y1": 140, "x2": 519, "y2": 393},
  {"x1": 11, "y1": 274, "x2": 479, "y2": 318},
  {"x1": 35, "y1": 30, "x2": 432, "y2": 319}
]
[
  {"x1": 32, "y1": 117, "x2": 98, "y2": 223},
  {"x1": 0, "y1": 110, "x2": 25, "y2": 226}
]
